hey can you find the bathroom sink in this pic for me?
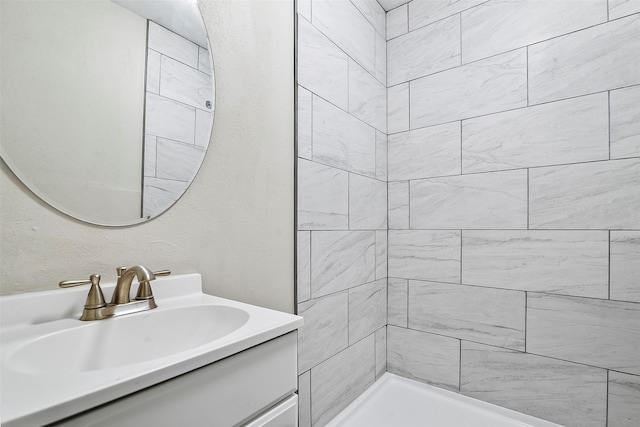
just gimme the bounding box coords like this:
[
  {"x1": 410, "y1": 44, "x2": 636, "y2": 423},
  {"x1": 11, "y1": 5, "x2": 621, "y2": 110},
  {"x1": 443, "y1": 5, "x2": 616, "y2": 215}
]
[
  {"x1": 7, "y1": 305, "x2": 249, "y2": 373},
  {"x1": 0, "y1": 273, "x2": 303, "y2": 427}
]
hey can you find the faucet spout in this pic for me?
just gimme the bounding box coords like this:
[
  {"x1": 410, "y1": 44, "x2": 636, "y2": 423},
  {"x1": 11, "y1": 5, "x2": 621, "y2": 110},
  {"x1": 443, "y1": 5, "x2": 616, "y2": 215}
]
[{"x1": 112, "y1": 265, "x2": 156, "y2": 304}]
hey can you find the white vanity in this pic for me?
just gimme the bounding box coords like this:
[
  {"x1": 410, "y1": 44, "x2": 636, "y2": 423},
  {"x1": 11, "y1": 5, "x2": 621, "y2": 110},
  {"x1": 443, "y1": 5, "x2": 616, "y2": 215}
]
[{"x1": 0, "y1": 274, "x2": 303, "y2": 426}]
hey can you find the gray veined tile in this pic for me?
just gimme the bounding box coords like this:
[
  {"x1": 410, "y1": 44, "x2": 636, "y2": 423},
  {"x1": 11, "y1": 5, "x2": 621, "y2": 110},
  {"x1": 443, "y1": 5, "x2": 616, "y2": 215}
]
[
  {"x1": 310, "y1": 231, "x2": 376, "y2": 298},
  {"x1": 529, "y1": 158, "x2": 640, "y2": 229},
  {"x1": 144, "y1": 134, "x2": 157, "y2": 177},
  {"x1": 610, "y1": 231, "x2": 640, "y2": 303},
  {"x1": 388, "y1": 278, "x2": 408, "y2": 327},
  {"x1": 375, "y1": 327, "x2": 387, "y2": 379},
  {"x1": 312, "y1": 96, "x2": 377, "y2": 177},
  {"x1": 375, "y1": 230, "x2": 387, "y2": 280},
  {"x1": 387, "y1": 4, "x2": 408, "y2": 40},
  {"x1": 409, "y1": 0, "x2": 486, "y2": 32},
  {"x1": 351, "y1": 0, "x2": 386, "y2": 36},
  {"x1": 388, "y1": 83, "x2": 410, "y2": 134},
  {"x1": 297, "y1": 0, "x2": 311, "y2": 21},
  {"x1": 146, "y1": 49, "x2": 161, "y2": 94},
  {"x1": 297, "y1": 87, "x2": 313, "y2": 160},
  {"x1": 387, "y1": 326, "x2": 460, "y2": 391},
  {"x1": 609, "y1": 0, "x2": 640, "y2": 20},
  {"x1": 297, "y1": 159, "x2": 348, "y2": 230},
  {"x1": 156, "y1": 138, "x2": 205, "y2": 182},
  {"x1": 388, "y1": 122, "x2": 461, "y2": 181},
  {"x1": 142, "y1": 177, "x2": 188, "y2": 218},
  {"x1": 388, "y1": 230, "x2": 461, "y2": 283},
  {"x1": 197, "y1": 46, "x2": 212, "y2": 75},
  {"x1": 297, "y1": 231, "x2": 311, "y2": 303},
  {"x1": 388, "y1": 181, "x2": 409, "y2": 229},
  {"x1": 374, "y1": 30, "x2": 387, "y2": 84},
  {"x1": 610, "y1": 85, "x2": 640, "y2": 159},
  {"x1": 145, "y1": 92, "x2": 196, "y2": 144},
  {"x1": 313, "y1": 0, "x2": 376, "y2": 74},
  {"x1": 297, "y1": 292, "x2": 349, "y2": 374},
  {"x1": 349, "y1": 59, "x2": 386, "y2": 132},
  {"x1": 311, "y1": 335, "x2": 376, "y2": 426},
  {"x1": 460, "y1": 341, "x2": 607, "y2": 427},
  {"x1": 462, "y1": 93, "x2": 609, "y2": 173},
  {"x1": 349, "y1": 174, "x2": 387, "y2": 230},
  {"x1": 461, "y1": 0, "x2": 607, "y2": 64},
  {"x1": 194, "y1": 109, "x2": 212, "y2": 149},
  {"x1": 410, "y1": 169, "x2": 528, "y2": 229},
  {"x1": 375, "y1": 130, "x2": 388, "y2": 181},
  {"x1": 462, "y1": 230, "x2": 609, "y2": 298},
  {"x1": 348, "y1": 279, "x2": 387, "y2": 344},
  {"x1": 298, "y1": 371, "x2": 311, "y2": 427},
  {"x1": 608, "y1": 371, "x2": 640, "y2": 427},
  {"x1": 410, "y1": 49, "x2": 527, "y2": 128},
  {"x1": 387, "y1": 14, "x2": 460, "y2": 86},
  {"x1": 527, "y1": 293, "x2": 640, "y2": 375},
  {"x1": 529, "y1": 14, "x2": 640, "y2": 105},
  {"x1": 409, "y1": 281, "x2": 525, "y2": 350},
  {"x1": 378, "y1": 0, "x2": 410, "y2": 11},
  {"x1": 297, "y1": 19, "x2": 349, "y2": 110},
  {"x1": 148, "y1": 22, "x2": 198, "y2": 68}
]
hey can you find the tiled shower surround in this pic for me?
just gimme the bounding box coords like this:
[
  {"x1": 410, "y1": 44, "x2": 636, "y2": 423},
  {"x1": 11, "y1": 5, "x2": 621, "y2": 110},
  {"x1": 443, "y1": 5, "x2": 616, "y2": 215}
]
[{"x1": 296, "y1": 1, "x2": 640, "y2": 427}]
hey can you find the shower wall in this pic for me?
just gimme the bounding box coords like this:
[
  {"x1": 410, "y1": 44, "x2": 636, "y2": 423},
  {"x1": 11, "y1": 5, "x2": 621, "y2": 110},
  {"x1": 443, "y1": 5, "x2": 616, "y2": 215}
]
[
  {"x1": 295, "y1": 0, "x2": 388, "y2": 426},
  {"x1": 385, "y1": 2, "x2": 640, "y2": 427}
]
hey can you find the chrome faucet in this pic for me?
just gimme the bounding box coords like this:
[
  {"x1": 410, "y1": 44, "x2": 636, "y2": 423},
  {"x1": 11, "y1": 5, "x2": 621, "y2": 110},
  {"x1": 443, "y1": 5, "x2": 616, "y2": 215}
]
[{"x1": 59, "y1": 266, "x2": 170, "y2": 321}]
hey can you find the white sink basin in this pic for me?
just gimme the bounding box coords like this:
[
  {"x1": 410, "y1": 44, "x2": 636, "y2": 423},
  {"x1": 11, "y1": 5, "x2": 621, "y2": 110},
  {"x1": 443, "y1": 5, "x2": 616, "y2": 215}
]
[
  {"x1": 7, "y1": 305, "x2": 249, "y2": 373},
  {"x1": 0, "y1": 273, "x2": 303, "y2": 427}
]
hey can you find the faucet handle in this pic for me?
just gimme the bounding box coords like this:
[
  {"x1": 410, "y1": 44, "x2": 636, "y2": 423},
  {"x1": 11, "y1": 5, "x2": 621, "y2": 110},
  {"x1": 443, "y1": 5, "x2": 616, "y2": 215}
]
[
  {"x1": 153, "y1": 270, "x2": 171, "y2": 277},
  {"x1": 116, "y1": 266, "x2": 127, "y2": 278},
  {"x1": 59, "y1": 274, "x2": 106, "y2": 310},
  {"x1": 134, "y1": 270, "x2": 170, "y2": 300}
]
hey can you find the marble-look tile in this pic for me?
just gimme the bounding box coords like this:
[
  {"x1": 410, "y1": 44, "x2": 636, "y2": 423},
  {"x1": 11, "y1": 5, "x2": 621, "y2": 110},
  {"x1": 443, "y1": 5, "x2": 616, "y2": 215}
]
[
  {"x1": 609, "y1": 0, "x2": 640, "y2": 19},
  {"x1": 610, "y1": 85, "x2": 640, "y2": 159},
  {"x1": 388, "y1": 230, "x2": 461, "y2": 282},
  {"x1": 142, "y1": 177, "x2": 188, "y2": 218},
  {"x1": 388, "y1": 278, "x2": 408, "y2": 327},
  {"x1": 375, "y1": 327, "x2": 387, "y2": 379},
  {"x1": 148, "y1": 22, "x2": 198, "y2": 68},
  {"x1": 297, "y1": 19, "x2": 349, "y2": 110},
  {"x1": 297, "y1": 292, "x2": 349, "y2": 374},
  {"x1": 388, "y1": 181, "x2": 409, "y2": 229},
  {"x1": 529, "y1": 14, "x2": 640, "y2": 105},
  {"x1": 378, "y1": 0, "x2": 410, "y2": 11},
  {"x1": 411, "y1": 49, "x2": 527, "y2": 128},
  {"x1": 197, "y1": 46, "x2": 212, "y2": 75},
  {"x1": 409, "y1": 0, "x2": 486, "y2": 31},
  {"x1": 297, "y1": 87, "x2": 312, "y2": 160},
  {"x1": 349, "y1": 279, "x2": 387, "y2": 344},
  {"x1": 375, "y1": 130, "x2": 387, "y2": 181},
  {"x1": 460, "y1": 341, "x2": 607, "y2": 427},
  {"x1": 387, "y1": 4, "x2": 408, "y2": 40},
  {"x1": 312, "y1": 96, "x2": 377, "y2": 177},
  {"x1": 388, "y1": 83, "x2": 410, "y2": 134},
  {"x1": 311, "y1": 231, "x2": 376, "y2": 298},
  {"x1": 313, "y1": 0, "x2": 376, "y2": 74},
  {"x1": 145, "y1": 92, "x2": 196, "y2": 144},
  {"x1": 311, "y1": 335, "x2": 376, "y2": 426},
  {"x1": 527, "y1": 293, "x2": 640, "y2": 375},
  {"x1": 146, "y1": 49, "x2": 161, "y2": 94},
  {"x1": 462, "y1": 0, "x2": 606, "y2": 64},
  {"x1": 611, "y1": 231, "x2": 640, "y2": 303},
  {"x1": 194, "y1": 109, "x2": 212, "y2": 149},
  {"x1": 410, "y1": 281, "x2": 525, "y2": 350},
  {"x1": 144, "y1": 134, "x2": 157, "y2": 177},
  {"x1": 387, "y1": 326, "x2": 460, "y2": 390},
  {"x1": 609, "y1": 371, "x2": 640, "y2": 427},
  {"x1": 349, "y1": 59, "x2": 386, "y2": 132},
  {"x1": 351, "y1": 0, "x2": 386, "y2": 36},
  {"x1": 388, "y1": 15, "x2": 460, "y2": 86},
  {"x1": 297, "y1": 231, "x2": 311, "y2": 303},
  {"x1": 462, "y1": 93, "x2": 609, "y2": 173},
  {"x1": 375, "y1": 230, "x2": 387, "y2": 280},
  {"x1": 462, "y1": 230, "x2": 609, "y2": 298},
  {"x1": 297, "y1": 0, "x2": 311, "y2": 21},
  {"x1": 529, "y1": 158, "x2": 640, "y2": 229},
  {"x1": 298, "y1": 371, "x2": 311, "y2": 427},
  {"x1": 374, "y1": 30, "x2": 387, "y2": 84},
  {"x1": 388, "y1": 122, "x2": 461, "y2": 181},
  {"x1": 349, "y1": 175, "x2": 387, "y2": 230},
  {"x1": 156, "y1": 138, "x2": 205, "y2": 182},
  {"x1": 410, "y1": 169, "x2": 528, "y2": 229},
  {"x1": 297, "y1": 159, "x2": 348, "y2": 230}
]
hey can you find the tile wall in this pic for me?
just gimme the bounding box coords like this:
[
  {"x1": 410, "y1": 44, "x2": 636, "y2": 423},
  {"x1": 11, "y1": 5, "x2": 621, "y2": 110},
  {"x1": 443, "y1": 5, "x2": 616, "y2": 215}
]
[
  {"x1": 295, "y1": 0, "x2": 388, "y2": 425},
  {"x1": 143, "y1": 22, "x2": 214, "y2": 218},
  {"x1": 386, "y1": 1, "x2": 640, "y2": 427}
]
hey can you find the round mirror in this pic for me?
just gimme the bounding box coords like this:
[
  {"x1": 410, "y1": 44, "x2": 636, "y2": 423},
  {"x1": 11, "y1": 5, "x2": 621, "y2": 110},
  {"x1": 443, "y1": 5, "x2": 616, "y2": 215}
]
[{"x1": 0, "y1": 0, "x2": 215, "y2": 226}]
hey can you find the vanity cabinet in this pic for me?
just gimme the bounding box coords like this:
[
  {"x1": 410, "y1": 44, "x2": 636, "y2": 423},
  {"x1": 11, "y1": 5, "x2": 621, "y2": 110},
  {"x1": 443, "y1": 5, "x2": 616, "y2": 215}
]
[{"x1": 51, "y1": 332, "x2": 298, "y2": 427}]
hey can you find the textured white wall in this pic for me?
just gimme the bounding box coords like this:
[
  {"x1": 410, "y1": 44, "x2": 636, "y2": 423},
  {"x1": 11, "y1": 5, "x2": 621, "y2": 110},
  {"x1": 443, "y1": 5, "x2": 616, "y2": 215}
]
[{"x1": 0, "y1": 0, "x2": 295, "y2": 313}]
